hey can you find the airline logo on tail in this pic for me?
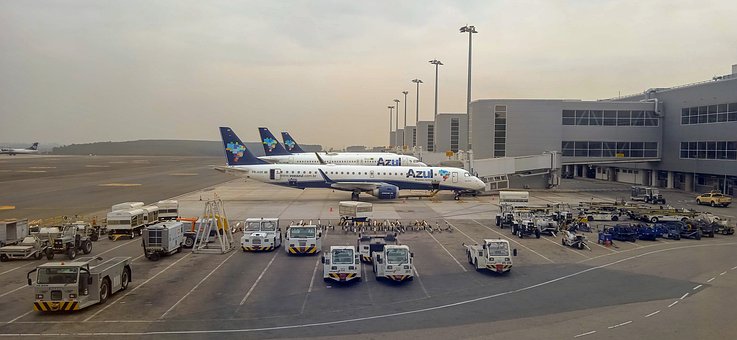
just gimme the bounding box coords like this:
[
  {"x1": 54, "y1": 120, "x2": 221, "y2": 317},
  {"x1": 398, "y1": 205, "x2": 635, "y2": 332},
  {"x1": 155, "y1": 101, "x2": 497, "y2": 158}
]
[
  {"x1": 284, "y1": 139, "x2": 296, "y2": 151},
  {"x1": 262, "y1": 138, "x2": 278, "y2": 152},
  {"x1": 226, "y1": 142, "x2": 246, "y2": 162}
]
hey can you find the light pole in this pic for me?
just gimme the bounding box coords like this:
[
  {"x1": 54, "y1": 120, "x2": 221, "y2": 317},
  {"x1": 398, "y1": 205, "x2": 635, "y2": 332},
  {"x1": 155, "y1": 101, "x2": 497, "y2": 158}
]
[
  {"x1": 402, "y1": 90, "x2": 408, "y2": 148},
  {"x1": 411, "y1": 79, "x2": 423, "y2": 125},
  {"x1": 429, "y1": 59, "x2": 443, "y2": 118},
  {"x1": 388, "y1": 105, "x2": 394, "y2": 147},
  {"x1": 393, "y1": 99, "x2": 400, "y2": 151},
  {"x1": 460, "y1": 25, "x2": 477, "y2": 150}
]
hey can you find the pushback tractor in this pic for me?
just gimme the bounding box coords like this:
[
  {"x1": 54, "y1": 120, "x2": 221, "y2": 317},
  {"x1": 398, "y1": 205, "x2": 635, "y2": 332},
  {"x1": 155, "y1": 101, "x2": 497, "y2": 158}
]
[
  {"x1": 322, "y1": 246, "x2": 361, "y2": 283},
  {"x1": 372, "y1": 244, "x2": 414, "y2": 282},
  {"x1": 27, "y1": 256, "x2": 131, "y2": 311},
  {"x1": 464, "y1": 239, "x2": 517, "y2": 273},
  {"x1": 285, "y1": 224, "x2": 321, "y2": 255},
  {"x1": 241, "y1": 218, "x2": 282, "y2": 251}
]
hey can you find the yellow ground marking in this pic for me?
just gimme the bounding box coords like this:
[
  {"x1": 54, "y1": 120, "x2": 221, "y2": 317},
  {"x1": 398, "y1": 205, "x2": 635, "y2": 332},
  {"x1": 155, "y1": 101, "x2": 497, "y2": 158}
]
[
  {"x1": 0, "y1": 206, "x2": 15, "y2": 211},
  {"x1": 98, "y1": 183, "x2": 142, "y2": 187},
  {"x1": 15, "y1": 170, "x2": 47, "y2": 173},
  {"x1": 170, "y1": 173, "x2": 198, "y2": 176}
]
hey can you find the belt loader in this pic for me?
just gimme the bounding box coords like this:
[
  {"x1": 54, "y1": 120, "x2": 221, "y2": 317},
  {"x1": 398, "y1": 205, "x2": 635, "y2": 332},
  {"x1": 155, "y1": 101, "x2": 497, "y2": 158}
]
[
  {"x1": 241, "y1": 218, "x2": 282, "y2": 251},
  {"x1": 285, "y1": 224, "x2": 321, "y2": 255},
  {"x1": 322, "y1": 246, "x2": 361, "y2": 283},
  {"x1": 27, "y1": 256, "x2": 131, "y2": 311},
  {"x1": 464, "y1": 239, "x2": 517, "y2": 273},
  {"x1": 372, "y1": 244, "x2": 414, "y2": 282}
]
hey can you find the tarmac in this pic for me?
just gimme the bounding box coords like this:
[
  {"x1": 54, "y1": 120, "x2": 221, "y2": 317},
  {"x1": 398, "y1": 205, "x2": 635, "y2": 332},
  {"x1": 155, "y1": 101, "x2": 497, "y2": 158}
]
[{"x1": 0, "y1": 155, "x2": 736, "y2": 339}]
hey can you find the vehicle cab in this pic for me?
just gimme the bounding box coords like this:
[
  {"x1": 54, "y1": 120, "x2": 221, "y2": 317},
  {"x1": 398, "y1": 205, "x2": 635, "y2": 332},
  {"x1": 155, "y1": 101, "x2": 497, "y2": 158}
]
[
  {"x1": 241, "y1": 218, "x2": 281, "y2": 251},
  {"x1": 373, "y1": 244, "x2": 414, "y2": 282},
  {"x1": 285, "y1": 224, "x2": 321, "y2": 255},
  {"x1": 322, "y1": 246, "x2": 361, "y2": 282}
]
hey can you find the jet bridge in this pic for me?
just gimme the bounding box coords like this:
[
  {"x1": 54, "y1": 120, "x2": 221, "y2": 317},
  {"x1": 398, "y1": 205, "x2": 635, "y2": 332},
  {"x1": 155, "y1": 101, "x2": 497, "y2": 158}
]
[{"x1": 471, "y1": 151, "x2": 561, "y2": 191}]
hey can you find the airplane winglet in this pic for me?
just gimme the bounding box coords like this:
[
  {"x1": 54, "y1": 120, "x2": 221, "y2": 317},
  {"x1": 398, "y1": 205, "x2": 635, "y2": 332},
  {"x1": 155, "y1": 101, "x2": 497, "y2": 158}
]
[
  {"x1": 314, "y1": 152, "x2": 327, "y2": 165},
  {"x1": 317, "y1": 169, "x2": 335, "y2": 183}
]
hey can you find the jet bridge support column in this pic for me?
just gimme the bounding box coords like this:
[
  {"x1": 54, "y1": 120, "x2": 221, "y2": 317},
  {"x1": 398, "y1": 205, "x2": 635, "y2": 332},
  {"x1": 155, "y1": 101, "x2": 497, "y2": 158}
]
[{"x1": 666, "y1": 171, "x2": 674, "y2": 189}]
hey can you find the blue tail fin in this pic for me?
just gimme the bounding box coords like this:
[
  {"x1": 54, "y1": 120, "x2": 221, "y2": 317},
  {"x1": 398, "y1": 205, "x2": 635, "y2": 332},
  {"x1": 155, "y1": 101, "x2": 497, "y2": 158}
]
[
  {"x1": 29, "y1": 143, "x2": 38, "y2": 150},
  {"x1": 258, "y1": 127, "x2": 291, "y2": 156},
  {"x1": 219, "y1": 127, "x2": 267, "y2": 166},
  {"x1": 281, "y1": 132, "x2": 305, "y2": 153}
]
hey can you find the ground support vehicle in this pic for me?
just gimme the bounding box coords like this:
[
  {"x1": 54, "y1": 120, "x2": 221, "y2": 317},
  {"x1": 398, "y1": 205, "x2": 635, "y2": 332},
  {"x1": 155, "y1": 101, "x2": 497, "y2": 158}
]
[
  {"x1": 285, "y1": 224, "x2": 321, "y2": 255},
  {"x1": 499, "y1": 191, "x2": 529, "y2": 207},
  {"x1": 635, "y1": 224, "x2": 659, "y2": 241},
  {"x1": 495, "y1": 212, "x2": 515, "y2": 229},
  {"x1": 1, "y1": 219, "x2": 29, "y2": 247},
  {"x1": 241, "y1": 218, "x2": 282, "y2": 251},
  {"x1": 322, "y1": 246, "x2": 361, "y2": 283},
  {"x1": 112, "y1": 202, "x2": 144, "y2": 211},
  {"x1": 0, "y1": 236, "x2": 52, "y2": 261},
  {"x1": 357, "y1": 233, "x2": 397, "y2": 263},
  {"x1": 372, "y1": 244, "x2": 414, "y2": 282},
  {"x1": 50, "y1": 226, "x2": 93, "y2": 260},
  {"x1": 27, "y1": 257, "x2": 131, "y2": 311},
  {"x1": 157, "y1": 200, "x2": 179, "y2": 220},
  {"x1": 580, "y1": 210, "x2": 621, "y2": 222},
  {"x1": 607, "y1": 225, "x2": 638, "y2": 242},
  {"x1": 716, "y1": 224, "x2": 735, "y2": 235},
  {"x1": 686, "y1": 220, "x2": 715, "y2": 238},
  {"x1": 696, "y1": 191, "x2": 732, "y2": 207},
  {"x1": 106, "y1": 209, "x2": 145, "y2": 241},
  {"x1": 561, "y1": 230, "x2": 590, "y2": 250},
  {"x1": 464, "y1": 239, "x2": 516, "y2": 273},
  {"x1": 511, "y1": 217, "x2": 540, "y2": 239},
  {"x1": 631, "y1": 186, "x2": 666, "y2": 204},
  {"x1": 141, "y1": 205, "x2": 159, "y2": 225},
  {"x1": 338, "y1": 201, "x2": 373, "y2": 223},
  {"x1": 666, "y1": 221, "x2": 702, "y2": 240},
  {"x1": 67, "y1": 221, "x2": 101, "y2": 242},
  {"x1": 535, "y1": 217, "x2": 559, "y2": 236},
  {"x1": 597, "y1": 231, "x2": 613, "y2": 245},
  {"x1": 142, "y1": 222, "x2": 185, "y2": 261},
  {"x1": 653, "y1": 223, "x2": 681, "y2": 240}
]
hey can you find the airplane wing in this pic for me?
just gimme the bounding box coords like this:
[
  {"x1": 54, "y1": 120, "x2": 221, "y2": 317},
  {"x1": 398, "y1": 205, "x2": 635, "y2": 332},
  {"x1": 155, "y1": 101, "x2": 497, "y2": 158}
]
[{"x1": 317, "y1": 169, "x2": 384, "y2": 192}]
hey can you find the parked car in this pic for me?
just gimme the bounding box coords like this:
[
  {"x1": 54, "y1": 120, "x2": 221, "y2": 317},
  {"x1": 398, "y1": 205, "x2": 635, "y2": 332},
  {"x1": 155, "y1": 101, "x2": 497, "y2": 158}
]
[{"x1": 696, "y1": 191, "x2": 732, "y2": 207}]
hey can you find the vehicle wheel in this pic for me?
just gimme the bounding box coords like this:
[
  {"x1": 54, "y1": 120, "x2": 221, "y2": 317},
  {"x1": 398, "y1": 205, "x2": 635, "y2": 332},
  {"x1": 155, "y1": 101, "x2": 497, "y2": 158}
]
[
  {"x1": 588, "y1": 216, "x2": 594, "y2": 222},
  {"x1": 696, "y1": 199, "x2": 701, "y2": 205},
  {"x1": 711, "y1": 201, "x2": 716, "y2": 207},
  {"x1": 578, "y1": 243, "x2": 584, "y2": 250},
  {"x1": 176, "y1": 246, "x2": 182, "y2": 253},
  {"x1": 681, "y1": 218, "x2": 688, "y2": 222},
  {"x1": 473, "y1": 259, "x2": 481, "y2": 271},
  {"x1": 99, "y1": 278, "x2": 111, "y2": 304},
  {"x1": 82, "y1": 240, "x2": 92, "y2": 254},
  {"x1": 67, "y1": 247, "x2": 77, "y2": 260},
  {"x1": 611, "y1": 216, "x2": 619, "y2": 221},
  {"x1": 184, "y1": 236, "x2": 195, "y2": 248},
  {"x1": 517, "y1": 230, "x2": 523, "y2": 239},
  {"x1": 149, "y1": 252, "x2": 160, "y2": 261},
  {"x1": 0, "y1": 254, "x2": 8, "y2": 262},
  {"x1": 35, "y1": 251, "x2": 43, "y2": 260},
  {"x1": 562, "y1": 238, "x2": 565, "y2": 245},
  {"x1": 467, "y1": 252, "x2": 473, "y2": 264},
  {"x1": 535, "y1": 230, "x2": 541, "y2": 239},
  {"x1": 90, "y1": 233, "x2": 99, "y2": 242},
  {"x1": 46, "y1": 250, "x2": 54, "y2": 260},
  {"x1": 130, "y1": 232, "x2": 135, "y2": 239},
  {"x1": 650, "y1": 217, "x2": 658, "y2": 223},
  {"x1": 121, "y1": 267, "x2": 130, "y2": 290}
]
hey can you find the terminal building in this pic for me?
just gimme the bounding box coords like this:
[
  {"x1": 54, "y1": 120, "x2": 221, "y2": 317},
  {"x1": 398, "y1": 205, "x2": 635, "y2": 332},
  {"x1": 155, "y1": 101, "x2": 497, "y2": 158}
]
[{"x1": 393, "y1": 63, "x2": 737, "y2": 194}]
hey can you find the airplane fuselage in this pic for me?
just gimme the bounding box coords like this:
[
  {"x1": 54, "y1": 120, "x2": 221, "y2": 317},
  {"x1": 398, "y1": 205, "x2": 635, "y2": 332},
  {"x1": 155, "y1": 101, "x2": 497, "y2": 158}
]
[{"x1": 259, "y1": 153, "x2": 425, "y2": 167}]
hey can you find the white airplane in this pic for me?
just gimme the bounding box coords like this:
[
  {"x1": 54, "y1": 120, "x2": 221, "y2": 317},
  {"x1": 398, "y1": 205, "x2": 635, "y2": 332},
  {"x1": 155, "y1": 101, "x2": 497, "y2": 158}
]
[
  {"x1": 220, "y1": 127, "x2": 484, "y2": 200},
  {"x1": 0, "y1": 143, "x2": 39, "y2": 156},
  {"x1": 258, "y1": 127, "x2": 425, "y2": 167}
]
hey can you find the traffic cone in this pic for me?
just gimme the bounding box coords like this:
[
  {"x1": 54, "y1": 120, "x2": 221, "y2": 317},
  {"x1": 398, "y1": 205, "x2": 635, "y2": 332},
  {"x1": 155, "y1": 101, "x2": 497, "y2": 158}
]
[{"x1": 329, "y1": 207, "x2": 333, "y2": 212}]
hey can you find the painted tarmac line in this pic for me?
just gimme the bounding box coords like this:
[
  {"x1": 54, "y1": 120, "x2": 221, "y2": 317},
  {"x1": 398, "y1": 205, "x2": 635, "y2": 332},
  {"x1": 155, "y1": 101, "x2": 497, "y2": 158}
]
[
  {"x1": 6, "y1": 241, "x2": 737, "y2": 337},
  {"x1": 680, "y1": 292, "x2": 689, "y2": 300},
  {"x1": 0, "y1": 262, "x2": 36, "y2": 277},
  {"x1": 300, "y1": 257, "x2": 323, "y2": 315},
  {"x1": 607, "y1": 320, "x2": 632, "y2": 329},
  {"x1": 0, "y1": 285, "x2": 27, "y2": 299},
  {"x1": 732, "y1": 265, "x2": 737, "y2": 270},
  {"x1": 6, "y1": 311, "x2": 31, "y2": 324},
  {"x1": 444, "y1": 220, "x2": 476, "y2": 243},
  {"x1": 425, "y1": 230, "x2": 467, "y2": 272},
  {"x1": 471, "y1": 219, "x2": 555, "y2": 263},
  {"x1": 706, "y1": 277, "x2": 716, "y2": 283},
  {"x1": 573, "y1": 330, "x2": 596, "y2": 338},
  {"x1": 541, "y1": 235, "x2": 589, "y2": 258},
  {"x1": 720, "y1": 271, "x2": 727, "y2": 276},
  {"x1": 161, "y1": 250, "x2": 238, "y2": 319},
  {"x1": 237, "y1": 250, "x2": 279, "y2": 308},
  {"x1": 84, "y1": 253, "x2": 192, "y2": 322},
  {"x1": 644, "y1": 310, "x2": 660, "y2": 318},
  {"x1": 693, "y1": 284, "x2": 702, "y2": 290},
  {"x1": 668, "y1": 300, "x2": 679, "y2": 308}
]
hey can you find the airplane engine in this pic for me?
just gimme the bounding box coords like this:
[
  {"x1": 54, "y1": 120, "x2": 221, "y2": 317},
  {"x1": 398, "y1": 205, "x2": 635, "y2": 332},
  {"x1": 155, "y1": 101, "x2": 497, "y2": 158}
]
[{"x1": 371, "y1": 184, "x2": 399, "y2": 199}]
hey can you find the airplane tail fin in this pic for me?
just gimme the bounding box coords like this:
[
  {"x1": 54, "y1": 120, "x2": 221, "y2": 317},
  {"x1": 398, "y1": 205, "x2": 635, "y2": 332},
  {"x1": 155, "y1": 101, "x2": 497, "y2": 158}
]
[
  {"x1": 219, "y1": 127, "x2": 268, "y2": 166},
  {"x1": 258, "y1": 127, "x2": 291, "y2": 156},
  {"x1": 29, "y1": 143, "x2": 38, "y2": 150},
  {"x1": 281, "y1": 132, "x2": 305, "y2": 153}
]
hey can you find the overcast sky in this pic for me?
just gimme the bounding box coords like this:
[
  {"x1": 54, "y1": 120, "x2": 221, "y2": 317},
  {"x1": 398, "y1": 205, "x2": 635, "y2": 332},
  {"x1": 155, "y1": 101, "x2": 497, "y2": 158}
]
[{"x1": 1, "y1": 0, "x2": 736, "y2": 149}]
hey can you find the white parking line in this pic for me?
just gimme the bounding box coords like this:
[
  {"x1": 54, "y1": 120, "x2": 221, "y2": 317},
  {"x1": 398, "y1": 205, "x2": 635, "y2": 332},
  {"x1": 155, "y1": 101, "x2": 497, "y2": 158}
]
[
  {"x1": 706, "y1": 277, "x2": 716, "y2": 283},
  {"x1": 84, "y1": 252, "x2": 192, "y2": 322},
  {"x1": 693, "y1": 284, "x2": 702, "y2": 290},
  {"x1": 471, "y1": 219, "x2": 554, "y2": 263},
  {"x1": 160, "y1": 250, "x2": 238, "y2": 319},
  {"x1": 541, "y1": 235, "x2": 589, "y2": 258},
  {"x1": 411, "y1": 266, "x2": 431, "y2": 299},
  {"x1": 668, "y1": 300, "x2": 679, "y2": 308},
  {"x1": 0, "y1": 285, "x2": 27, "y2": 299},
  {"x1": 425, "y1": 230, "x2": 467, "y2": 272},
  {"x1": 644, "y1": 310, "x2": 660, "y2": 318},
  {"x1": 444, "y1": 220, "x2": 476, "y2": 243},
  {"x1": 680, "y1": 292, "x2": 689, "y2": 300},
  {"x1": 6, "y1": 311, "x2": 31, "y2": 324},
  {"x1": 300, "y1": 256, "x2": 323, "y2": 315},
  {"x1": 236, "y1": 250, "x2": 279, "y2": 309},
  {"x1": 607, "y1": 320, "x2": 632, "y2": 329},
  {"x1": 574, "y1": 330, "x2": 596, "y2": 338},
  {"x1": 732, "y1": 265, "x2": 737, "y2": 270},
  {"x1": 0, "y1": 262, "x2": 36, "y2": 277},
  {"x1": 720, "y1": 271, "x2": 727, "y2": 276}
]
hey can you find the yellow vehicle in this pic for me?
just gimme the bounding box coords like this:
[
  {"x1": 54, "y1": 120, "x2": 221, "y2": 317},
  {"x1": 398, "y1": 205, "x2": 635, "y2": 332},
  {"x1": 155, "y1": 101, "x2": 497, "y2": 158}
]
[{"x1": 696, "y1": 191, "x2": 732, "y2": 207}]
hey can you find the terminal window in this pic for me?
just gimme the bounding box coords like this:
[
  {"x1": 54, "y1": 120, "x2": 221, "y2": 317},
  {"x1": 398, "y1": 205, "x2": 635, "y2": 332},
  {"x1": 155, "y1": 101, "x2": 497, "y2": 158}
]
[
  {"x1": 681, "y1": 103, "x2": 737, "y2": 125},
  {"x1": 450, "y1": 118, "x2": 460, "y2": 152},
  {"x1": 562, "y1": 110, "x2": 658, "y2": 126},
  {"x1": 680, "y1": 141, "x2": 737, "y2": 160},
  {"x1": 561, "y1": 141, "x2": 658, "y2": 158},
  {"x1": 494, "y1": 105, "x2": 507, "y2": 157},
  {"x1": 427, "y1": 125, "x2": 434, "y2": 152}
]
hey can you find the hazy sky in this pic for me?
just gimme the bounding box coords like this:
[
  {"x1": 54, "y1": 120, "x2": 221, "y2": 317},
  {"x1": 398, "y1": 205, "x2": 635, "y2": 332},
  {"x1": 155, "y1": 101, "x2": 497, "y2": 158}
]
[{"x1": 1, "y1": 1, "x2": 736, "y2": 149}]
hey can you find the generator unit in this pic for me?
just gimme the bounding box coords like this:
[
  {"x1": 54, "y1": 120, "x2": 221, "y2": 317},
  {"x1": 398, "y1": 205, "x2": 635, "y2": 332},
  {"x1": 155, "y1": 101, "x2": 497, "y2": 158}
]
[{"x1": 142, "y1": 221, "x2": 185, "y2": 261}]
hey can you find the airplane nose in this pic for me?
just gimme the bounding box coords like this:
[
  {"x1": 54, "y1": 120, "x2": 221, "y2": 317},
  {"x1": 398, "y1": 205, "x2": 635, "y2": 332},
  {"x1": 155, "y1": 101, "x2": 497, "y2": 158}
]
[
  {"x1": 417, "y1": 162, "x2": 428, "y2": 166},
  {"x1": 475, "y1": 178, "x2": 485, "y2": 190}
]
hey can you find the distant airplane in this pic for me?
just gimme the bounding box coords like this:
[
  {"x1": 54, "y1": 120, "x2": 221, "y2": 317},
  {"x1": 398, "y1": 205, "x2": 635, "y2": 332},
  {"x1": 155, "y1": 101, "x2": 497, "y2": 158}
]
[
  {"x1": 258, "y1": 127, "x2": 426, "y2": 167},
  {"x1": 220, "y1": 127, "x2": 484, "y2": 200},
  {"x1": 280, "y1": 131, "x2": 305, "y2": 153},
  {"x1": 0, "y1": 142, "x2": 39, "y2": 156}
]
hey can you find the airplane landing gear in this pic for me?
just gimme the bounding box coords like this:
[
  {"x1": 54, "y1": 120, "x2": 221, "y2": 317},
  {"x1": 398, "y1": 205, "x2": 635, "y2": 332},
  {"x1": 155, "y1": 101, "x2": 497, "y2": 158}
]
[{"x1": 351, "y1": 191, "x2": 360, "y2": 201}]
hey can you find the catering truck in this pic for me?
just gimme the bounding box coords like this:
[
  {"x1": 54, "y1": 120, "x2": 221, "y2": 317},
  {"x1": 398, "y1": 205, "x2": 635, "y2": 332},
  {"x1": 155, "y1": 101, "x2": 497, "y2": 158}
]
[
  {"x1": 338, "y1": 201, "x2": 373, "y2": 223},
  {"x1": 156, "y1": 200, "x2": 179, "y2": 220}
]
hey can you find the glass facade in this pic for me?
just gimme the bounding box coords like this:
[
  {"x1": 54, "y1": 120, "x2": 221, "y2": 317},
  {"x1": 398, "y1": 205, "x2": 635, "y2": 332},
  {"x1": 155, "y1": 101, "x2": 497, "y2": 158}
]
[
  {"x1": 494, "y1": 105, "x2": 506, "y2": 157},
  {"x1": 680, "y1": 141, "x2": 737, "y2": 160},
  {"x1": 562, "y1": 141, "x2": 658, "y2": 158},
  {"x1": 450, "y1": 118, "x2": 460, "y2": 152},
  {"x1": 681, "y1": 103, "x2": 737, "y2": 125},
  {"x1": 562, "y1": 110, "x2": 658, "y2": 126}
]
